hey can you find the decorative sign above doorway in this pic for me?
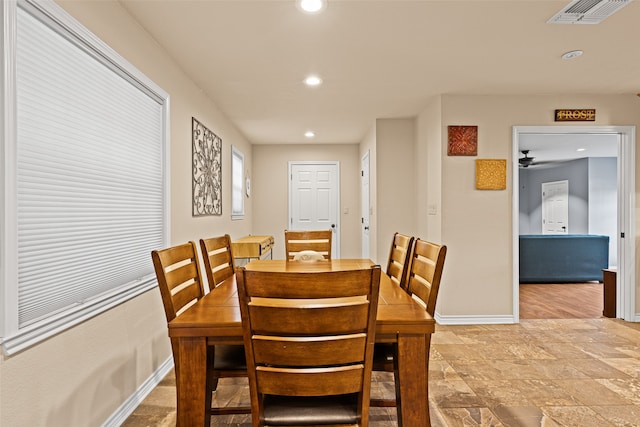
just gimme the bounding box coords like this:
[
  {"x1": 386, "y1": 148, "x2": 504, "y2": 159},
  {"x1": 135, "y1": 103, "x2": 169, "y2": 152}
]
[{"x1": 554, "y1": 109, "x2": 596, "y2": 122}]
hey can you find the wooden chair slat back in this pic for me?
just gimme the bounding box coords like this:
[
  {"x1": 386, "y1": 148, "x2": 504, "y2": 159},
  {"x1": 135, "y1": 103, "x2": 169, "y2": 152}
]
[
  {"x1": 153, "y1": 239, "x2": 250, "y2": 418},
  {"x1": 151, "y1": 241, "x2": 205, "y2": 322},
  {"x1": 253, "y1": 335, "x2": 367, "y2": 367},
  {"x1": 249, "y1": 303, "x2": 370, "y2": 336},
  {"x1": 237, "y1": 266, "x2": 380, "y2": 424},
  {"x1": 407, "y1": 239, "x2": 447, "y2": 316},
  {"x1": 200, "y1": 234, "x2": 235, "y2": 288},
  {"x1": 241, "y1": 269, "x2": 374, "y2": 298},
  {"x1": 386, "y1": 232, "x2": 414, "y2": 290},
  {"x1": 164, "y1": 262, "x2": 199, "y2": 292},
  {"x1": 284, "y1": 229, "x2": 332, "y2": 260},
  {"x1": 257, "y1": 367, "x2": 365, "y2": 396}
]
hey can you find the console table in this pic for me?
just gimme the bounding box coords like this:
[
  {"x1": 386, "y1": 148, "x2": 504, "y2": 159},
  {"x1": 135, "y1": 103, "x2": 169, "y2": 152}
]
[{"x1": 231, "y1": 235, "x2": 274, "y2": 266}]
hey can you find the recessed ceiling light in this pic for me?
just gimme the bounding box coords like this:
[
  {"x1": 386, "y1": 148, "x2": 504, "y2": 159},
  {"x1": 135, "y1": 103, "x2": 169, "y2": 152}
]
[
  {"x1": 561, "y1": 50, "x2": 583, "y2": 60},
  {"x1": 304, "y1": 75, "x2": 322, "y2": 86},
  {"x1": 305, "y1": 131, "x2": 315, "y2": 138},
  {"x1": 297, "y1": 0, "x2": 326, "y2": 14},
  {"x1": 577, "y1": 148, "x2": 586, "y2": 152}
]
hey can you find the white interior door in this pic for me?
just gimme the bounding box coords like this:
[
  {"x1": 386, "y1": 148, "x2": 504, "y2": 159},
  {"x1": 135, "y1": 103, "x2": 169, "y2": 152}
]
[
  {"x1": 542, "y1": 180, "x2": 568, "y2": 234},
  {"x1": 361, "y1": 151, "x2": 370, "y2": 259},
  {"x1": 289, "y1": 161, "x2": 340, "y2": 258}
]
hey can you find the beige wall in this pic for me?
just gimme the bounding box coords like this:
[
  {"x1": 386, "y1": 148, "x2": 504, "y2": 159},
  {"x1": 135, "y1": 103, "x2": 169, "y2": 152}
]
[
  {"x1": 375, "y1": 119, "x2": 418, "y2": 264},
  {"x1": 252, "y1": 144, "x2": 361, "y2": 260},
  {"x1": 416, "y1": 96, "x2": 443, "y2": 243},
  {"x1": 1, "y1": 292, "x2": 166, "y2": 426},
  {"x1": 433, "y1": 94, "x2": 640, "y2": 319},
  {"x1": 1, "y1": 1, "x2": 253, "y2": 425}
]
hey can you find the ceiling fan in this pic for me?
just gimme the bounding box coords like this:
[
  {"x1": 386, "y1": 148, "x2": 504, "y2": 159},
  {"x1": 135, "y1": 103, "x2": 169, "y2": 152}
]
[
  {"x1": 518, "y1": 150, "x2": 536, "y2": 168},
  {"x1": 519, "y1": 150, "x2": 568, "y2": 169}
]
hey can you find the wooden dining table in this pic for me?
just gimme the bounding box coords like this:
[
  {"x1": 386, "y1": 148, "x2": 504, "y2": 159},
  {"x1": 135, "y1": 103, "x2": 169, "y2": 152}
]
[{"x1": 168, "y1": 259, "x2": 435, "y2": 426}]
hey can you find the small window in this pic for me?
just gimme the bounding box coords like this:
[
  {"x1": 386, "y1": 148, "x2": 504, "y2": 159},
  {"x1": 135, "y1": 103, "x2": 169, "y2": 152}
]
[{"x1": 231, "y1": 146, "x2": 245, "y2": 220}]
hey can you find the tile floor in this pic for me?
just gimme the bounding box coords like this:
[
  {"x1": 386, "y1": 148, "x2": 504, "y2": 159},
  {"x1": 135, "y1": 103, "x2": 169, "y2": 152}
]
[{"x1": 123, "y1": 318, "x2": 640, "y2": 426}]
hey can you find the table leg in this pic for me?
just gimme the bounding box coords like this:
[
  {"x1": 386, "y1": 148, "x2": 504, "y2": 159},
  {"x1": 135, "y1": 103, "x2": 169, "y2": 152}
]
[
  {"x1": 176, "y1": 336, "x2": 209, "y2": 427},
  {"x1": 395, "y1": 333, "x2": 429, "y2": 427}
]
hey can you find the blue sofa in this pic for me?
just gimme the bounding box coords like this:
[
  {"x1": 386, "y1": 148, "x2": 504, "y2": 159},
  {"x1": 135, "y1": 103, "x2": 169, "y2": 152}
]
[{"x1": 519, "y1": 234, "x2": 609, "y2": 283}]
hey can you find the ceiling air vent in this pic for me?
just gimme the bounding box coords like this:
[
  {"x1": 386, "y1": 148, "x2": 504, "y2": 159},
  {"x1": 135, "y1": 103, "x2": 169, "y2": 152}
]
[{"x1": 547, "y1": 0, "x2": 633, "y2": 24}]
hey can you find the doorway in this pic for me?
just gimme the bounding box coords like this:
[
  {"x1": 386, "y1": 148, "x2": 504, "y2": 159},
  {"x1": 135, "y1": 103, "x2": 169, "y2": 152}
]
[
  {"x1": 512, "y1": 126, "x2": 636, "y2": 322},
  {"x1": 288, "y1": 161, "x2": 341, "y2": 258},
  {"x1": 361, "y1": 151, "x2": 370, "y2": 259}
]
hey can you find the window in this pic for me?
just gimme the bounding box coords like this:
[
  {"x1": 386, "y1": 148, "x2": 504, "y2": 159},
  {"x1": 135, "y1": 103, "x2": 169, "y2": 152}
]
[
  {"x1": 1, "y1": 0, "x2": 169, "y2": 354},
  {"x1": 231, "y1": 146, "x2": 245, "y2": 220}
]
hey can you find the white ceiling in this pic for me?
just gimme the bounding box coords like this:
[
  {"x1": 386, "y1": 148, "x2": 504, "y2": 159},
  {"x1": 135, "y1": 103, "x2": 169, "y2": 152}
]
[
  {"x1": 118, "y1": 0, "x2": 640, "y2": 145},
  {"x1": 519, "y1": 133, "x2": 618, "y2": 167}
]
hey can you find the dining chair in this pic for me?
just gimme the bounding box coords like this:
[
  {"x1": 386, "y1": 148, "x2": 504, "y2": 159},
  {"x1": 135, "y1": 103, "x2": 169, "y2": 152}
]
[
  {"x1": 199, "y1": 234, "x2": 236, "y2": 289},
  {"x1": 284, "y1": 229, "x2": 332, "y2": 260},
  {"x1": 151, "y1": 241, "x2": 249, "y2": 417},
  {"x1": 386, "y1": 232, "x2": 414, "y2": 291},
  {"x1": 236, "y1": 265, "x2": 381, "y2": 427},
  {"x1": 371, "y1": 238, "x2": 447, "y2": 411}
]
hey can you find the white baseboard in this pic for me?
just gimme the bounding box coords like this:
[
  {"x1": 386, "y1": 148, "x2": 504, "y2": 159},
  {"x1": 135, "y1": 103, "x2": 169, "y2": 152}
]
[
  {"x1": 102, "y1": 356, "x2": 174, "y2": 427},
  {"x1": 436, "y1": 313, "x2": 640, "y2": 324},
  {"x1": 435, "y1": 313, "x2": 517, "y2": 325}
]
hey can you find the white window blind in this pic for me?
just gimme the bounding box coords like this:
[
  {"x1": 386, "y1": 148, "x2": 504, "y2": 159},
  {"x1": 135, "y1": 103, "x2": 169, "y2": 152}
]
[{"x1": 1, "y1": 0, "x2": 169, "y2": 354}]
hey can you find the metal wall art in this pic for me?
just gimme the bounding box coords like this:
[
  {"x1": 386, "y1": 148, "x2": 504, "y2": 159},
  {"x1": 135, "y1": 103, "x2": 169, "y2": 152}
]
[
  {"x1": 448, "y1": 125, "x2": 478, "y2": 156},
  {"x1": 192, "y1": 117, "x2": 222, "y2": 216}
]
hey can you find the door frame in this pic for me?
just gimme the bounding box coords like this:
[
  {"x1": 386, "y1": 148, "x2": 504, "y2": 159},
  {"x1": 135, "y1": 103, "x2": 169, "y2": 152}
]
[
  {"x1": 512, "y1": 125, "x2": 636, "y2": 322},
  {"x1": 361, "y1": 150, "x2": 370, "y2": 259},
  {"x1": 288, "y1": 161, "x2": 341, "y2": 259}
]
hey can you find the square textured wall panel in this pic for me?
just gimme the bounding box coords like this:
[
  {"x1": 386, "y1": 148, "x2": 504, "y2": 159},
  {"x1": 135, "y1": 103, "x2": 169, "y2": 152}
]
[
  {"x1": 448, "y1": 125, "x2": 478, "y2": 156},
  {"x1": 476, "y1": 159, "x2": 506, "y2": 190}
]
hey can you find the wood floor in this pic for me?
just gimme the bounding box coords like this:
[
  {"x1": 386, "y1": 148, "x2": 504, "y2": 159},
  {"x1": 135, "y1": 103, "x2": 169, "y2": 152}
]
[{"x1": 519, "y1": 282, "x2": 604, "y2": 319}]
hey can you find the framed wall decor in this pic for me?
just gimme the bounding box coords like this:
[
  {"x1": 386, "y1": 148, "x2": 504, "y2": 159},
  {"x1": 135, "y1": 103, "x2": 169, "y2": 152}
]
[
  {"x1": 476, "y1": 159, "x2": 506, "y2": 190},
  {"x1": 192, "y1": 117, "x2": 222, "y2": 216},
  {"x1": 448, "y1": 125, "x2": 478, "y2": 156}
]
